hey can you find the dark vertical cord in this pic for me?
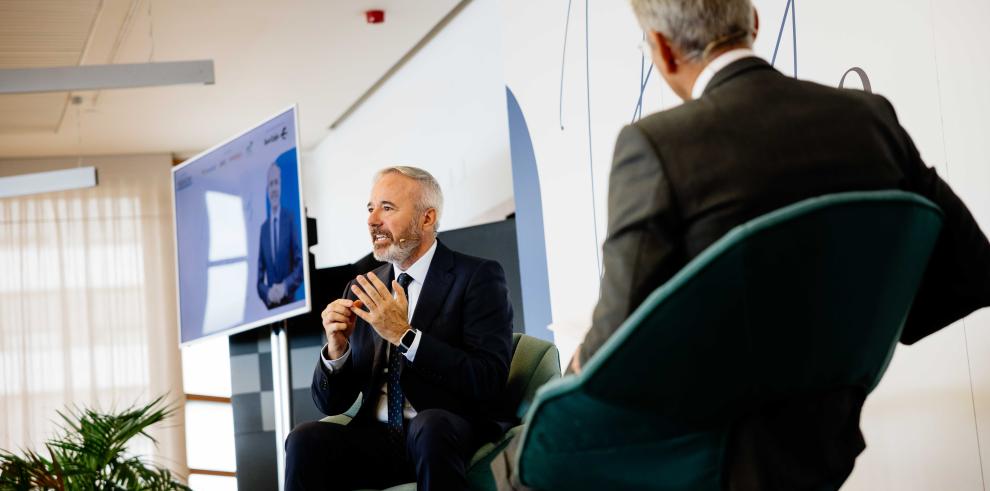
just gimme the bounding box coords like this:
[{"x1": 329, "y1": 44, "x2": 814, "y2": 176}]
[
  {"x1": 631, "y1": 33, "x2": 655, "y2": 123},
  {"x1": 791, "y1": 0, "x2": 797, "y2": 77},
  {"x1": 637, "y1": 41, "x2": 645, "y2": 120},
  {"x1": 559, "y1": 0, "x2": 574, "y2": 130},
  {"x1": 632, "y1": 64, "x2": 654, "y2": 123},
  {"x1": 927, "y1": 0, "x2": 986, "y2": 484},
  {"x1": 770, "y1": 0, "x2": 792, "y2": 68},
  {"x1": 963, "y1": 320, "x2": 988, "y2": 490},
  {"x1": 584, "y1": 0, "x2": 602, "y2": 277}
]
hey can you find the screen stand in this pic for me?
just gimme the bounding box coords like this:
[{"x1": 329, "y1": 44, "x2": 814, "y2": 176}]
[{"x1": 270, "y1": 321, "x2": 292, "y2": 491}]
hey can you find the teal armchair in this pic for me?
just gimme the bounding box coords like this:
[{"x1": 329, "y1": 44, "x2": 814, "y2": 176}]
[
  {"x1": 513, "y1": 191, "x2": 944, "y2": 490},
  {"x1": 325, "y1": 333, "x2": 561, "y2": 491}
]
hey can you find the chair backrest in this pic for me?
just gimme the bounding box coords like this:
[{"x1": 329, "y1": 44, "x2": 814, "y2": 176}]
[
  {"x1": 578, "y1": 190, "x2": 944, "y2": 424},
  {"x1": 494, "y1": 333, "x2": 560, "y2": 421},
  {"x1": 516, "y1": 192, "x2": 943, "y2": 490}
]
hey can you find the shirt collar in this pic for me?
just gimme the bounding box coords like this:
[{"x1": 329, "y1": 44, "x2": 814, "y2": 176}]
[
  {"x1": 393, "y1": 239, "x2": 438, "y2": 285},
  {"x1": 690, "y1": 48, "x2": 759, "y2": 100}
]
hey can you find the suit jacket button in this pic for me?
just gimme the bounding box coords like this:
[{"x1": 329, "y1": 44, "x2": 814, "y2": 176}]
[{"x1": 320, "y1": 377, "x2": 328, "y2": 390}]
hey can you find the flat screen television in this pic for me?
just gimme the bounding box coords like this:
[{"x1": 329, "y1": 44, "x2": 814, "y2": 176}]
[{"x1": 172, "y1": 106, "x2": 310, "y2": 344}]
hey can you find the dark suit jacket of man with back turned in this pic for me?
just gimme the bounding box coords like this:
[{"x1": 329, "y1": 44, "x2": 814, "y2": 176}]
[
  {"x1": 580, "y1": 57, "x2": 990, "y2": 489},
  {"x1": 311, "y1": 241, "x2": 514, "y2": 456}
]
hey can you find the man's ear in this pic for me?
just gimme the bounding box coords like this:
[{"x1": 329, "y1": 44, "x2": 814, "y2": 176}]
[
  {"x1": 422, "y1": 208, "x2": 438, "y2": 231},
  {"x1": 752, "y1": 8, "x2": 760, "y2": 42},
  {"x1": 648, "y1": 30, "x2": 679, "y2": 74}
]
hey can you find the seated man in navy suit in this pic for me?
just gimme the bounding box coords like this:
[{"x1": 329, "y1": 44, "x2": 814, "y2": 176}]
[
  {"x1": 257, "y1": 162, "x2": 303, "y2": 309},
  {"x1": 285, "y1": 166, "x2": 514, "y2": 491}
]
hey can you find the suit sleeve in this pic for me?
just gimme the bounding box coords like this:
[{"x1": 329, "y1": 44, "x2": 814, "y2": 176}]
[
  {"x1": 310, "y1": 350, "x2": 361, "y2": 416},
  {"x1": 410, "y1": 261, "x2": 513, "y2": 402},
  {"x1": 310, "y1": 281, "x2": 363, "y2": 416},
  {"x1": 285, "y1": 213, "x2": 304, "y2": 296},
  {"x1": 257, "y1": 223, "x2": 270, "y2": 305},
  {"x1": 579, "y1": 124, "x2": 683, "y2": 365},
  {"x1": 876, "y1": 97, "x2": 990, "y2": 343}
]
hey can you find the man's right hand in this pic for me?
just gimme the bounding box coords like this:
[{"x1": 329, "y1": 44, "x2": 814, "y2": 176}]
[{"x1": 321, "y1": 298, "x2": 363, "y2": 359}]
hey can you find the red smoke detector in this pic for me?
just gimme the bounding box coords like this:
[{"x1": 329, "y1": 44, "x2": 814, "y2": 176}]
[{"x1": 365, "y1": 10, "x2": 385, "y2": 24}]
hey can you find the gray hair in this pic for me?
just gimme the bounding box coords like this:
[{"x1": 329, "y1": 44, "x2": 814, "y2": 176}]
[
  {"x1": 630, "y1": 0, "x2": 755, "y2": 62},
  {"x1": 374, "y1": 165, "x2": 444, "y2": 234}
]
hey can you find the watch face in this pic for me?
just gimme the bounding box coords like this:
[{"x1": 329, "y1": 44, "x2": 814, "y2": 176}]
[{"x1": 401, "y1": 330, "x2": 416, "y2": 348}]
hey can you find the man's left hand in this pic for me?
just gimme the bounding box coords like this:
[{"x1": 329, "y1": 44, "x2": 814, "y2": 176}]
[{"x1": 349, "y1": 272, "x2": 410, "y2": 345}]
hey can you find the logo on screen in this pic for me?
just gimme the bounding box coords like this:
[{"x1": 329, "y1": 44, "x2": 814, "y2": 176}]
[
  {"x1": 264, "y1": 126, "x2": 288, "y2": 145},
  {"x1": 176, "y1": 175, "x2": 192, "y2": 192}
]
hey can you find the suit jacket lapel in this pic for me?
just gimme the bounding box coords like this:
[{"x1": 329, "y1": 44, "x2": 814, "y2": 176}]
[{"x1": 410, "y1": 241, "x2": 454, "y2": 334}]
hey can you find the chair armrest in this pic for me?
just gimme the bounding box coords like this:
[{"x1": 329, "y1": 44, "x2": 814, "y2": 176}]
[
  {"x1": 469, "y1": 425, "x2": 524, "y2": 468},
  {"x1": 466, "y1": 425, "x2": 526, "y2": 491}
]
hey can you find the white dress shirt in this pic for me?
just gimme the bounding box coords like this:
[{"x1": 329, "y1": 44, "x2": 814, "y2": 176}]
[
  {"x1": 690, "y1": 48, "x2": 759, "y2": 100},
  {"x1": 320, "y1": 240, "x2": 438, "y2": 422}
]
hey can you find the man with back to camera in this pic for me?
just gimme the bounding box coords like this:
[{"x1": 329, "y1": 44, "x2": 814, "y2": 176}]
[
  {"x1": 257, "y1": 162, "x2": 303, "y2": 309},
  {"x1": 493, "y1": 0, "x2": 990, "y2": 489},
  {"x1": 284, "y1": 166, "x2": 514, "y2": 491}
]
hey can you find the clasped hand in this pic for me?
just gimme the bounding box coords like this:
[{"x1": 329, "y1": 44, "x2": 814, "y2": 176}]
[
  {"x1": 267, "y1": 282, "x2": 286, "y2": 304},
  {"x1": 349, "y1": 272, "x2": 410, "y2": 346}
]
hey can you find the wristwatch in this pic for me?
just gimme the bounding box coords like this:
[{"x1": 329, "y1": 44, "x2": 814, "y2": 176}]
[{"x1": 397, "y1": 328, "x2": 418, "y2": 354}]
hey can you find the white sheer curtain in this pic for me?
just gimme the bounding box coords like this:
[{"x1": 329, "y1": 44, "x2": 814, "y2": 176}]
[{"x1": 0, "y1": 155, "x2": 187, "y2": 477}]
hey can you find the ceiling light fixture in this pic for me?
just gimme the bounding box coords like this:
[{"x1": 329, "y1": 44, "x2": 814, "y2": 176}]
[
  {"x1": 0, "y1": 167, "x2": 98, "y2": 199},
  {"x1": 0, "y1": 60, "x2": 215, "y2": 95}
]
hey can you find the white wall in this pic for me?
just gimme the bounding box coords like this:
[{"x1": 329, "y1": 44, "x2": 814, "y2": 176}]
[
  {"x1": 499, "y1": 0, "x2": 990, "y2": 488},
  {"x1": 302, "y1": 0, "x2": 512, "y2": 268},
  {"x1": 299, "y1": 0, "x2": 989, "y2": 485}
]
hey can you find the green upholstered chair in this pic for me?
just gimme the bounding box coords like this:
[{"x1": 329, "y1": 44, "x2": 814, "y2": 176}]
[
  {"x1": 324, "y1": 332, "x2": 561, "y2": 491},
  {"x1": 512, "y1": 191, "x2": 944, "y2": 491}
]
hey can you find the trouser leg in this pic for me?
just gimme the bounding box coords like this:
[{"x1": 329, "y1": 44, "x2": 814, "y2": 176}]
[
  {"x1": 284, "y1": 420, "x2": 413, "y2": 491},
  {"x1": 405, "y1": 408, "x2": 478, "y2": 491}
]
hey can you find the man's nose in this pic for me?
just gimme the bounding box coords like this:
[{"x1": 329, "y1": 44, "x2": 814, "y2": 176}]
[{"x1": 368, "y1": 208, "x2": 381, "y2": 226}]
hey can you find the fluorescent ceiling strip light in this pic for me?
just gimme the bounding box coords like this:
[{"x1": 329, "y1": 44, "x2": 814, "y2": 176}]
[
  {"x1": 0, "y1": 167, "x2": 98, "y2": 198},
  {"x1": 0, "y1": 60, "x2": 215, "y2": 95}
]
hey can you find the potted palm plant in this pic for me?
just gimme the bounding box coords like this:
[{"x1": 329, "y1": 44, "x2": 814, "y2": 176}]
[{"x1": 0, "y1": 396, "x2": 190, "y2": 490}]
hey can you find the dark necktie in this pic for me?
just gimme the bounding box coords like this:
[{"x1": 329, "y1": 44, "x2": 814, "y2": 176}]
[{"x1": 387, "y1": 272, "x2": 413, "y2": 446}]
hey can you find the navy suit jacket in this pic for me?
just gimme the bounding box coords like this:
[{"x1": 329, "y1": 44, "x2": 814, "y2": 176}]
[
  {"x1": 257, "y1": 208, "x2": 303, "y2": 308},
  {"x1": 311, "y1": 241, "x2": 514, "y2": 437}
]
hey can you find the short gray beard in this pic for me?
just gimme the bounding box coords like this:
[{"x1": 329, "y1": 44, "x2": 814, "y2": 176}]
[{"x1": 373, "y1": 230, "x2": 422, "y2": 265}]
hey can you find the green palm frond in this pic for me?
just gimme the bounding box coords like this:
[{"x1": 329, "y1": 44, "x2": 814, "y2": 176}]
[{"x1": 0, "y1": 396, "x2": 191, "y2": 491}]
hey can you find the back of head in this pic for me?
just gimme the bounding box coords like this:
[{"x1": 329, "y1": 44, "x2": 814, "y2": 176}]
[{"x1": 630, "y1": 0, "x2": 755, "y2": 61}]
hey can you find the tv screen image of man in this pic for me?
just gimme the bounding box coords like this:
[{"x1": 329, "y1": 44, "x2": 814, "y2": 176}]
[
  {"x1": 491, "y1": 0, "x2": 990, "y2": 490},
  {"x1": 257, "y1": 161, "x2": 303, "y2": 309},
  {"x1": 284, "y1": 166, "x2": 514, "y2": 491}
]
